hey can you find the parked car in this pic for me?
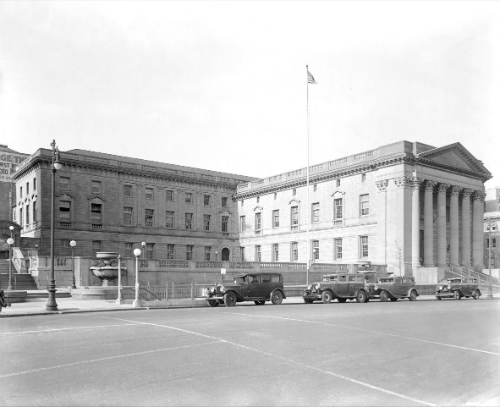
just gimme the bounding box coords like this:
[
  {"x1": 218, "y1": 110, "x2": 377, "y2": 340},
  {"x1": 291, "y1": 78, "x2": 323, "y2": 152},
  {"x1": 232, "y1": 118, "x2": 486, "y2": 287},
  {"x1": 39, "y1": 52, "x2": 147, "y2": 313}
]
[
  {"x1": 205, "y1": 272, "x2": 286, "y2": 307},
  {"x1": 367, "y1": 276, "x2": 419, "y2": 302},
  {"x1": 436, "y1": 277, "x2": 481, "y2": 300},
  {"x1": 303, "y1": 273, "x2": 369, "y2": 304}
]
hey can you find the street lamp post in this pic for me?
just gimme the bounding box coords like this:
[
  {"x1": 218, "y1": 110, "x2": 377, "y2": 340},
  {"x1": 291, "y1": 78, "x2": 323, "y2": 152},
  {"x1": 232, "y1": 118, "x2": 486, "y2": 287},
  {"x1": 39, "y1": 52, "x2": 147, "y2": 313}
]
[
  {"x1": 7, "y1": 226, "x2": 14, "y2": 290},
  {"x1": 46, "y1": 140, "x2": 62, "y2": 311},
  {"x1": 116, "y1": 254, "x2": 123, "y2": 305},
  {"x1": 70, "y1": 240, "x2": 76, "y2": 289},
  {"x1": 486, "y1": 219, "x2": 496, "y2": 300},
  {"x1": 215, "y1": 251, "x2": 218, "y2": 262},
  {"x1": 133, "y1": 248, "x2": 141, "y2": 307},
  {"x1": 141, "y1": 242, "x2": 146, "y2": 259}
]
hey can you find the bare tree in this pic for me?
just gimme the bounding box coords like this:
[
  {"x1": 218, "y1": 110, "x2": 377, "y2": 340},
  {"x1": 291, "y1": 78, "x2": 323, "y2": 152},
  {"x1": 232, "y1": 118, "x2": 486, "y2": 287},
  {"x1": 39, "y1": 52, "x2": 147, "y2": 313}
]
[{"x1": 394, "y1": 240, "x2": 403, "y2": 277}]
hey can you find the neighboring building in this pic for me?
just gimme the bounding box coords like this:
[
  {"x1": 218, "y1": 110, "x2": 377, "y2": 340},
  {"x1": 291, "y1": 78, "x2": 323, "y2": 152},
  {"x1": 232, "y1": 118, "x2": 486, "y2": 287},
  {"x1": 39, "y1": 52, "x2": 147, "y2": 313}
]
[
  {"x1": 484, "y1": 187, "x2": 500, "y2": 270},
  {"x1": 12, "y1": 148, "x2": 255, "y2": 262},
  {"x1": 235, "y1": 141, "x2": 491, "y2": 277}
]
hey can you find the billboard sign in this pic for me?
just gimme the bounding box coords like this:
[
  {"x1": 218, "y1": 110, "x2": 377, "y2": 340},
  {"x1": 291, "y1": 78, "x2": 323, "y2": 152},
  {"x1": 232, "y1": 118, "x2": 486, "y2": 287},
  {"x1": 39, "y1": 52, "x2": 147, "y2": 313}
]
[{"x1": 0, "y1": 146, "x2": 28, "y2": 183}]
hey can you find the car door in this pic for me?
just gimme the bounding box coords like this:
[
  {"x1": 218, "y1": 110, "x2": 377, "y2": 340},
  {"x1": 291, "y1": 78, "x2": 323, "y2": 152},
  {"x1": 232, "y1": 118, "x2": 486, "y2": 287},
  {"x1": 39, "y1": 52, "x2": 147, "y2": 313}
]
[
  {"x1": 336, "y1": 275, "x2": 349, "y2": 296},
  {"x1": 247, "y1": 274, "x2": 261, "y2": 298},
  {"x1": 259, "y1": 274, "x2": 272, "y2": 298},
  {"x1": 347, "y1": 275, "x2": 357, "y2": 296}
]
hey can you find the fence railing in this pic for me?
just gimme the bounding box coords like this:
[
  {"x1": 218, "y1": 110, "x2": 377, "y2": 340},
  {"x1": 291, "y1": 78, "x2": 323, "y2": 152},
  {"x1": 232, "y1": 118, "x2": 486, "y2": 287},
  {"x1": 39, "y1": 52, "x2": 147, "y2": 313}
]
[
  {"x1": 449, "y1": 265, "x2": 500, "y2": 287},
  {"x1": 121, "y1": 282, "x2": 214, "y2": 301}
]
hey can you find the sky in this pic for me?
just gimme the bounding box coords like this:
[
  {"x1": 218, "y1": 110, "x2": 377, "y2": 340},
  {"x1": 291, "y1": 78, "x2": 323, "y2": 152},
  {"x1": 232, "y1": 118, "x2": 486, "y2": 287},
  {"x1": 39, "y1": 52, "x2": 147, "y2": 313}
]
[{"x1": 1, "y1": 1, "x2": 499, "y2": 186}]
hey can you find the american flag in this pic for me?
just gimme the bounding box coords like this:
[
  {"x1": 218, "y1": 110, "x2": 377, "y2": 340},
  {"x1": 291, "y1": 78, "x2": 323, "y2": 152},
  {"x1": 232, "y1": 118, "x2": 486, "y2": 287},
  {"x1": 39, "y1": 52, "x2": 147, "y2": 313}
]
[{"x1": 307, "y1": 70, "x2": 316, "y2": 84}]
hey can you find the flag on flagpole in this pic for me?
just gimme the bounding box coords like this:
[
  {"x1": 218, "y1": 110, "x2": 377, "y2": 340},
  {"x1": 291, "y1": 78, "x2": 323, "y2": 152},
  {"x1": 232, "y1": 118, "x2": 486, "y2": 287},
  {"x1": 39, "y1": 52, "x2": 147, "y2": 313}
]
[{"x1": 307, "y1": 70, "x2": 316, "y2": 84}]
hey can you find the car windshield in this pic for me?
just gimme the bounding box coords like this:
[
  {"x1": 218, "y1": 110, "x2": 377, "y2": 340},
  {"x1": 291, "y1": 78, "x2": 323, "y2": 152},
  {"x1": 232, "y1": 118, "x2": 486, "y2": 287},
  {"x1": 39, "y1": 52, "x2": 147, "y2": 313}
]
[
  {"x1": 379, "y1": 278, "x2": 394, "y2": 283},
  {"x1": 234, "y1": 276, "x2": 247, "y2": 284},
  {"x1": 448, "y1": 279, "x2": 462, "y2": 284}
]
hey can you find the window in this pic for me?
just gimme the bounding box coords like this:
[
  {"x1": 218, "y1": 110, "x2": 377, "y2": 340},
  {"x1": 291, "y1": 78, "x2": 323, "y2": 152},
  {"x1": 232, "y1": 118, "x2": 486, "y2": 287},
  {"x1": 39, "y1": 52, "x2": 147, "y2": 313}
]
[
  {"x1": 360, "y1": 236, "x2": 369, "y2": 257},
  {"x1": 240, "y1": 247, "x2": 245, "y2": 261},
  {"x1": 185, "y1": 213, "x2": 193, "y2": 229},
  {"x1": 19, "y1": 186, "x2": 23, "y2": 197},
  {"x1": 334, "y1": 198, "x2": 343, "y2": 220},
  {"x1": 255, "y1": 213, "x2": 262, "y2": 232},
  {"x1": 33, "y1": 201, "x2": 37, "y2": 222},
  {"x1": 361, "y1": 173, "x2": 366, "y2": 182},
  {"x1": 26, "y1": 204, "x2": 30, "y2": 224},
  {"x1": 203, "y1": 214, "x2": 211, "y2": 231},
  {"x1": 291, "y1": 242, "x2": 298, "y2": 261},
  {"x1": 145, "y1": 209, "x2": 154, "y2": 227},
  {"x1": 60, "y1": 177, "x2": 70, "y2": 190},
  {"x1": 125, "y1": 243, "x2": 133, "y2": 258},
  {"x1": 274, "y1": 193, "x2": 277, "y2": 200},
  {"x1": 60, "y1": 239, "x2": 71, "y2": 256},
  {"x1": 257, "y1": 197, "x2": 260, "y2": 203},
  {"x1": 204, "y1": 195, "x2": 210, "y2": 205},
  {"x1": 336, "y1": 179, "x2": 340, "y2": 187},
  {"x1": 145, "y1": 187, "x2": 154, "y2": 200},
  {"x1": 494, "y1": 238, "x2": 497, "y2": 248},
  {"x1": 205, "y1": 246, "x2": 211, "y2": 261},
  {"x1": 240, "y1": 216, "x2": 246, "y2": 232},
  {"x1": 293, "y1": 189, "x2": 296, "y2": 196},
  {"x1": 222, "y1": 216, "x2": 229, "y2": 233},
  {"x1": 145, "y1": 243, "x2": 154, "y2": 259},
  {"x1": 91, "y1": 181, "x2": 101, "y2": 194},
  {"x1": 185, "y1": 192, "x2": 192, "y2": 203},
  {"x1": 165, "y1": 211, "x2": 174, "y2": 228},
  {"x1": 312, "y1": 203, "x2": 320, "y2": 223},
  {"x1": 241, "y1": 200, "x2": 244, "y2": 207},
  {"x1": 123, "y1": 185, "x2": 132, "y2": 197},
  {"x1": 222, "y1": 197, "x2": 228, "y2": 207},
  {"x1": 123, "y1": 207, "x2": 133, "y2": 226},
  {"x1": 19, "y1": 208, "x2": 23, "y2": 226},
  {"x1": 272, "y1": 244, "x2": 279, "y2": 262},
  {"x1": 26, "y1": 182, "x2": 29, "y2": 195},
  {"x1": 360, "y1": 194, "x2": 369, "y2": 216},
  {"x1": 312, "y1": 240, "x2": 319, "y2": 261},
  {"x1": 59, "y1": 201, "x2": 71, "y2": 221},
  {"x1": 92, "y1": 241, "x2": 102, "y2": 257},
  {"x1": 255, "y1": 245, "x2": 261, "y2": 262},
  {"x1": 167, "y1": 244, "x2": 175, "y2": 260},
  {"x1": 313, "y1": 184, "x2": 317, "y2": 192},
  {"x1": 186, "y1": 245, "x2": 193, "y2": 260},
  {"x1": 272, "y1": 210, "x2": 279, "y2": 228},
  {"x1": 91, "y1": 203, "x2": 102, "y2": 224},
  {"x1": 33, "y1": 178, "x2": 36, "y2": 190},
  {"x1": 291, "y1": 206, "x2": 299, "y2": 229},
  {"x1": 165, "y1": 190, "x2": 173, "y2": 202},
  {"x1": 334, "y1": 238, "x2": 342, "y2": 259}
]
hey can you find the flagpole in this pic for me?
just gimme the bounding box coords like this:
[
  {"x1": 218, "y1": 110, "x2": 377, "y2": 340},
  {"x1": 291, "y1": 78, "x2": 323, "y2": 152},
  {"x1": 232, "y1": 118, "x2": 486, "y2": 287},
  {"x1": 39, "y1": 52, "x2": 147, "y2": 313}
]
[{"x1": 306, "y1": 65, "x2": 310, "y2": 287}]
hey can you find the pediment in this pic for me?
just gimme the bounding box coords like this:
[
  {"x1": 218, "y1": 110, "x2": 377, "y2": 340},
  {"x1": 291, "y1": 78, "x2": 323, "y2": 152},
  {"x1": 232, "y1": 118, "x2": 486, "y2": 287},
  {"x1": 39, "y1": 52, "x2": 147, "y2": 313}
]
[{"x1": 417, "y1": 143, "x2": 491, "y2": 179}]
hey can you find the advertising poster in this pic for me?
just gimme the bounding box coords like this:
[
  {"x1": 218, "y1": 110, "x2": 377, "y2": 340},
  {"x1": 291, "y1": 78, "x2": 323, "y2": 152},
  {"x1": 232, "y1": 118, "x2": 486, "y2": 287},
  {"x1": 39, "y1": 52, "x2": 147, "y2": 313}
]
[{"x1": 0, "y1": 145, "x2": 28, "y2": 183}]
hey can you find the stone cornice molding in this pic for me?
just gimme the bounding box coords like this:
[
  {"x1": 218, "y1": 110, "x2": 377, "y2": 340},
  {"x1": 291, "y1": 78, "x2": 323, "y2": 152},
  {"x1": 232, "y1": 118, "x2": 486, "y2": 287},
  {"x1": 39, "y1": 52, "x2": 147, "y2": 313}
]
[
  {"x1": 88, "y1": 196, "x2": 106, "y2": 203},
  {"x1": 288, "y1": 199, "x2": 301, "y2": 205},
  {"x1": 393, "y1": 176, "x2": 412, "y2": 188},
  {"x1": 437, "y1": 183, "x2": 450, "y2": 194},
  {"x1": 58, "y1": 192, "x2": 74, "y2": 200},
  {"x1": 331, "y1": 190, "x2": 346, "y2": 197},
  {"x1": 376, "y1": 180, "x2": 389, "y2": 192},
  {"x1": 253, "y1": 206, "x2": 263, "y2": 212},
  {"x1": 219, "y1": 210, "x2": 232, "y2": 215},
  {"x1": 424, "y1": 180, "x2": 438, "y2": 191}
]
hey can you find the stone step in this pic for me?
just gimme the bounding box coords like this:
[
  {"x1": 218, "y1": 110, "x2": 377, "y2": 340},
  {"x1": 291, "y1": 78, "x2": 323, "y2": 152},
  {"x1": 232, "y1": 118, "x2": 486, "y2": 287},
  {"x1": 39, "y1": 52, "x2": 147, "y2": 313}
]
[
  {"x1": 0, "y1": 273, "x2": 38, "y2": 290},
  {"x1": 25, "y1": 290, "x2": 71, "y2": 299}
]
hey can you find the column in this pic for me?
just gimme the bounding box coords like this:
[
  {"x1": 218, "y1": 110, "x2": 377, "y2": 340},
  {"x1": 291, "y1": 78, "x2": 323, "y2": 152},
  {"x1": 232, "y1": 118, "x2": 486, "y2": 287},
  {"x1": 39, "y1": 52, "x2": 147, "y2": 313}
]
[
  {"x1": 461, "y1": 189, "x2": 472, "y2": 267},
  {"x1": 472, "y1": 191, "x2": 485, "y2": 271},
  {"x1": 437, "y1": 183, "x2": 449, "y2": 267},
  {"x1": 423, "y1": 180, "x2": 437, "y2": 266},
  {"x1": 411, "y1": 177, "x2": 422, "y2": 266},
  {"x1": 376, "y1": 180, "x2": 389, "y2": 266},
  {"x1": 449, "y1": 186, "x2": 460, "y2": 266}
]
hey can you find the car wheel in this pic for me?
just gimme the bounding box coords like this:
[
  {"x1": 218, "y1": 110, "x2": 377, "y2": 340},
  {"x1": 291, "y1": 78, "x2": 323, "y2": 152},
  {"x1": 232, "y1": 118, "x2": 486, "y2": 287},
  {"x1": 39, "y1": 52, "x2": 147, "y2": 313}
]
[
  {"x1": 390, "y1": 298, "x2": 398, "y2": 302},
  {"x1": 207, "y1": 300, "x2": 219, "y2": 307},
  {"x1": 454, "y1": 291, "x2": 461, "y2": 300},
  {"x1": 337, "y1": 298, "x2": 347, "y2": 303},
  {"x1": 271, "y1": 291, "x2": 283, "y2": 305},
  {"x1": 224, "y1": 291, "x2": 237, "y2": 307},
  {"x1": 321, "y1": 291, "x2": 333, "y2": 304},
  {"x1": 380, "y1": 291, "x2": 389, "y2": 302},
  {"x1": 356, "y1": 290, "x2": 367, "y2": 303},
  {"x1": 409, "y1": 290, "x2": 418, "y2": 301},
  {"x1": 303, "y1": 298, "x2": 313, "y2": 304},
  {"x1": 473, "y1": 290, "x2": 480, "y2": 300}
]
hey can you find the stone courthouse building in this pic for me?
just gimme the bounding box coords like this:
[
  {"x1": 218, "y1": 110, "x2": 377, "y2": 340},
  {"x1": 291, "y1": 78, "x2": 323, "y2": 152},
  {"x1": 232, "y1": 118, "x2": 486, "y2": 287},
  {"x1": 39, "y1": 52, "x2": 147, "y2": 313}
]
[
  {"x1": 10, "y1": 140, "x2": 492, "y2": 286},
  {"x1": 235, "y1": 141, "x2": 491, "y2": 278}
]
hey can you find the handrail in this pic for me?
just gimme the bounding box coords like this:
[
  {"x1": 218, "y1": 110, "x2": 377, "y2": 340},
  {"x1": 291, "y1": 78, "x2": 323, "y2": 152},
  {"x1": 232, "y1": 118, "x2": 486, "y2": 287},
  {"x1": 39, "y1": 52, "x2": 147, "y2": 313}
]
[{"x1": 449, "y1": 265, "x2": 500, "y2": 287}]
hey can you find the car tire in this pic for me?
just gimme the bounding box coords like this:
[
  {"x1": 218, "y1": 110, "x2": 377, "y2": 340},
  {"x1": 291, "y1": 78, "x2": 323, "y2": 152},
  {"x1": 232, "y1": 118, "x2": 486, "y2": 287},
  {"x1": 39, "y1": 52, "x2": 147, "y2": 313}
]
[
  {"x1": 390, "y1": 298, "x2": 398, "y2": 302},
  {"x1": 409, "y1": 290, "x2": 418, "y2": 301},
  {"x1": 321, "y1": 291, "x2": 333, "y2": 304},
  {"x1": 224, "y1": 291, "x2": 237, "y2": 307},
  {"x1": 454, "y1": 291, "x2": 462, "y2": 300},
  {"x1": 337, "y1": 298, "x2": 347, "y2": 303},
  {"x1": 380, "y1": 291, "x2": 389, "y2": 302},
  {"x1": 473, "y1": 290, "x2": 480, "y2": 300},
  {"x1": 356, "y1": 290, "x2": 367, "y2": 303},
  {"x1": 271, "y1": 291, "x2": 283, "y2": 305},
  {"x1": 207, "y1": 300, "x2": 219, "y2": 307},
  {"x1": 303, "y1": 298, "x2": 313, "y2": 304}
]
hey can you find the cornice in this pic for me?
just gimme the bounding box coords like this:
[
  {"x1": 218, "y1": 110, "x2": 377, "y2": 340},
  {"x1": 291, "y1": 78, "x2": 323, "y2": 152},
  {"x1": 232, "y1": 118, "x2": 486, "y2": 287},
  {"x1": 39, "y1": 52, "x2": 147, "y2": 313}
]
[{"x1": 416, "y1": 157, "x2": 491, "y2": 182}]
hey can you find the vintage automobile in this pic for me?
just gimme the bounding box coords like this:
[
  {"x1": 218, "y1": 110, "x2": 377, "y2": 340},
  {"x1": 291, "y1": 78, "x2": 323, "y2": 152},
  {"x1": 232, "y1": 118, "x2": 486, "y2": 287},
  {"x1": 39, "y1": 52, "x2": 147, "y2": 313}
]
[
  {"x1": 303, "y1": 273, "x2": 370, "y2": 304},
  {"x1": 436, "y1": 277, "x2": 481, "y2": 300},
  {"x1": 367, "y1": 275, "x2": 419, "y2": 301},
  {"x1": 206, "y1": 272, "x2": 286, "y2": 307}
]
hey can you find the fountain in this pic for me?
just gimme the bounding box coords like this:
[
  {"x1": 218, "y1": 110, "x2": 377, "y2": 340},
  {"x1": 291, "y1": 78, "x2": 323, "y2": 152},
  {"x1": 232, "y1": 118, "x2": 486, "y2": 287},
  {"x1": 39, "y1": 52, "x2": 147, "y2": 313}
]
[{"x1": 91, "y1": 252, "x2": 126, "y2": 286}]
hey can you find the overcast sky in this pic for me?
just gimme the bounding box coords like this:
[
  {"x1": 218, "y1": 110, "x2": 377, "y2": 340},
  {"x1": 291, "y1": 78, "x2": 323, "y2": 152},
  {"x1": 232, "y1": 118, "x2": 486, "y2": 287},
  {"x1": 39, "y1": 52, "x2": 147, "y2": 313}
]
[{"x1": 1, "y1": 1, "x2": 499, "y2": 186}]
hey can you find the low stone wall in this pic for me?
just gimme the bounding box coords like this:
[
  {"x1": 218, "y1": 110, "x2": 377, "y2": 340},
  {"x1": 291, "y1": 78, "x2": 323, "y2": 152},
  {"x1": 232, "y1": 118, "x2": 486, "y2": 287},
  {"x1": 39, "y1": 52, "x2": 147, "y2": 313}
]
[{"x1": 4, "y1": 290, "x2": 27, "y2": 303}]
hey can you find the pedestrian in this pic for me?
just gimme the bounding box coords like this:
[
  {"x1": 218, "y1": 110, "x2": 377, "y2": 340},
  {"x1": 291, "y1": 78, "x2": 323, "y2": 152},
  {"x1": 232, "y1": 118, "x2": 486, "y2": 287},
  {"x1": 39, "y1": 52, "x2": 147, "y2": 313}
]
[{"x1": 0, "y1": 289, "x2": 11, "y2": 312}]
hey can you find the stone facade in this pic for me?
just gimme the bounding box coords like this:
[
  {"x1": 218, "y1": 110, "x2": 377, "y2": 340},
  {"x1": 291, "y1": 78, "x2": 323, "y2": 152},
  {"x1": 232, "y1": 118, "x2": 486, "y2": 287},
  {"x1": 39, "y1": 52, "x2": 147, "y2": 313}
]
[
  {"x1": 484, "y1": 187, "x2": 500, "y2": 270},
  {"x1": 235, "y1": 141, "x2": 491, "y2": 275}
]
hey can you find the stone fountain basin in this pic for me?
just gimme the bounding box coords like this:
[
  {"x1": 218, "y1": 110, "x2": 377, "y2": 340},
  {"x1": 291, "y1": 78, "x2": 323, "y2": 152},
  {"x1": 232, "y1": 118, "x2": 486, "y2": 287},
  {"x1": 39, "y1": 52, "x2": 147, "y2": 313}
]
[
  {"x1": 96, "y1": 252, "x2": 119, "y2": 259},
  {"x1": 91, "y1": 267, "x2": 119, "y2": 279}
]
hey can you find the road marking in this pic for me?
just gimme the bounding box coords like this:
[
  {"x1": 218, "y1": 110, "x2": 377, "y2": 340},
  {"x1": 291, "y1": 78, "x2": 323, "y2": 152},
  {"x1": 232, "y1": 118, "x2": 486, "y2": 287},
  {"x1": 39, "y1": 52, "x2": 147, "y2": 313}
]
[
  {"x1": 227, "y1": 312, "x2": 500, "y2": 357},
  {"x1": 0, "y1": 323, "x2": 143, "y2": 337},
  {"x1": 0, "y1": 341, "x2": 219, "y2": 379},
  {"x1": 100, "y1": 316, "x2": 436, "y2": 406}
]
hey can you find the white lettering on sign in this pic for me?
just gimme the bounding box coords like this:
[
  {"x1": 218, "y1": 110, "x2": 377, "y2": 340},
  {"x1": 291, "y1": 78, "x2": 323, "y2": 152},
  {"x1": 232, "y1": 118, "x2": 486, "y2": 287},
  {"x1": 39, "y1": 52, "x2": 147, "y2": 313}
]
[{"x1": 0, "y1": 150, "x2": 28, "y2": 183}]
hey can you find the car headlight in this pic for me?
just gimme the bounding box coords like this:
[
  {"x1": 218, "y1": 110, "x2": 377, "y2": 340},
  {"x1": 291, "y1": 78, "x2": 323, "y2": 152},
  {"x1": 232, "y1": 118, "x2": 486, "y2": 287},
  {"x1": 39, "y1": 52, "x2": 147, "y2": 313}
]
[
  {"x1": 219, "y1": 285, "x2": 225, "y2": 293},
  {"x1": 374, "y1": 285, "x2": 379, "y2": 290},
  {"x1": 439, "y1": 285, "x2": 443, "y2": 290},
  {"x1": 307, "y1": 285, "x2": 312, "y2": 290}
]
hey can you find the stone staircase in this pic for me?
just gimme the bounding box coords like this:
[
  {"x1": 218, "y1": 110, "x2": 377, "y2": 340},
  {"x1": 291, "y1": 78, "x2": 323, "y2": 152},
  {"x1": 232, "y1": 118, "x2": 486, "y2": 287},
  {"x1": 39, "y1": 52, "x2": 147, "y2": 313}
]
[
  {"x1": 1, "y1": 259, "x2": 38, "y2": 290},
  {"x1": 445, "y1": 268, "x2": 500, "y2": 293}
]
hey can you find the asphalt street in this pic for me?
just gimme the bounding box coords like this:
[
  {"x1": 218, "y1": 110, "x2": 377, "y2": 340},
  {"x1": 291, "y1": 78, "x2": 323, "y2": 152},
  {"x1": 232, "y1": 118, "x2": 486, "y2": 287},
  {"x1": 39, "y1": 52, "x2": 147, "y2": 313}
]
[{"x1": 1, "y1": 299, "x2": 499, "y2": 406}]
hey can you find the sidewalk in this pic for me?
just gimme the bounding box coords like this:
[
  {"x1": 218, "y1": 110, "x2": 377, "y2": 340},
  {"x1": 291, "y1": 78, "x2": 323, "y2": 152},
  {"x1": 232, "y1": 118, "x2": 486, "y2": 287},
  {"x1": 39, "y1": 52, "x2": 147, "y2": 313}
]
[{"x1": 2, "y1": 294, "x2": 497, "y2": 318}]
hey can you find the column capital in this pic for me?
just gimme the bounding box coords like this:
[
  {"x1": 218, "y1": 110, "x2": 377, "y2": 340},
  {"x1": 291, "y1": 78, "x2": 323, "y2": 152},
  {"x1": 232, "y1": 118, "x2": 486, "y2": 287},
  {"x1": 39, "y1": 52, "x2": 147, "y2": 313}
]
[
  {"x1": 393, "y1": 176, "x2": 412, "y2": 188},
  {"x1": 376, "y1": 179, "x2": 389, "y2": 192},
  {"x1": 473, "y1": 191, "x2": 486, "y2": 202},
  {"x1": 462, "y1": 188, "x2": 474, "y2": 198},
  {"x1": 450, "y1": 185, "x2": 462, "y2": 196},
  {"x1": 411, "y1": 177, "x2": 423, "y2": 189},
  {"x1": 424, "y1": 180, "x2": 438, "y2": 191},
  {"x1": 437, "y1": 183, "x2": 450, "y2": 194}
]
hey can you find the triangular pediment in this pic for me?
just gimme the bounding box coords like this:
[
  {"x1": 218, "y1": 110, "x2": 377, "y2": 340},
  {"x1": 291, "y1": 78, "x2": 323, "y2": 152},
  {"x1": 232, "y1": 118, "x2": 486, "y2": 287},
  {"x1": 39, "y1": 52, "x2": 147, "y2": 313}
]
[{"x1": 417, "y1": 143, "x2": 491, "y2": 180}]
